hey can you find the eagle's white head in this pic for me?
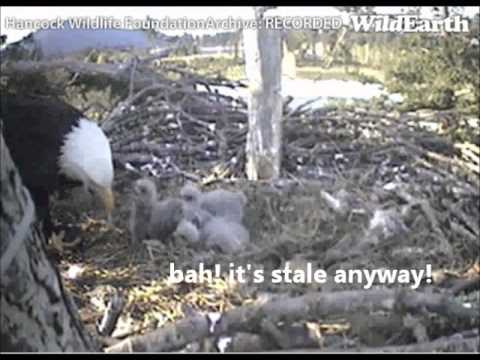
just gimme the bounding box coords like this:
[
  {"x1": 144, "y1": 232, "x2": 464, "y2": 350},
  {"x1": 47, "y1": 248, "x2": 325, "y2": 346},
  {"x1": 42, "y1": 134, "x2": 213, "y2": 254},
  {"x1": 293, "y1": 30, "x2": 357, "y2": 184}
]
[{"x1": 59, "y1": 118, "x2": 114, "y2": 218}]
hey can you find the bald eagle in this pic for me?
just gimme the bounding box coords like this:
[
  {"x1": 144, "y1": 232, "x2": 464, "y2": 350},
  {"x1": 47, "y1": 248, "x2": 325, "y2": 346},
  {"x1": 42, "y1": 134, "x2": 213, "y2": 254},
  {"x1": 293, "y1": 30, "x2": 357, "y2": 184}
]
[{"x1": 1, "y1": 93, "x2": 114, "y2": 238}]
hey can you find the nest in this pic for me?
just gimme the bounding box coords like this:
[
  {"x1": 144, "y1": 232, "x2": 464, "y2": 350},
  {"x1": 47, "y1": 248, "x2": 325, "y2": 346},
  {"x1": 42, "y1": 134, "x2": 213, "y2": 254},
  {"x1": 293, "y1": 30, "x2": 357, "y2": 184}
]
[{"x1": 9, "y1": 57, "x2": 478, "y2": 352}]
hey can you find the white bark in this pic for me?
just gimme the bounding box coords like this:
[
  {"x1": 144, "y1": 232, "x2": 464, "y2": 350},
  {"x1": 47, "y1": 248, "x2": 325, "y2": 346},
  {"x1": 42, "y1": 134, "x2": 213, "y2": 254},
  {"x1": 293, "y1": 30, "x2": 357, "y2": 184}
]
[{"x1": 243, "y1": 7, "x2": 283, "y2": 180}]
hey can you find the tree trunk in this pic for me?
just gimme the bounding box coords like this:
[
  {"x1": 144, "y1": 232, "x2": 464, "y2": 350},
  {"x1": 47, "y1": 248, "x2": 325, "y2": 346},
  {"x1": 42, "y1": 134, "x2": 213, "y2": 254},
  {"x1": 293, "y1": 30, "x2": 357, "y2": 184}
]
[
  {"x1": 311, "y1": 31, "x2": 318, "y2": 64},
  {"x1": 233, "y1": 29, "x2": 242, "y2": 63},
  {"x1": 282, "y1": 40, "x2": 297, "y2": 80},
  {"x1": 0, "y1": 132, "x2": 96, "y2": 352},
  {"x1": 243, "y1": 7, "x2": 283, "y2": 181},
  {"x1": 325, "y1": 26, "x2": 347, "y2": 68}
]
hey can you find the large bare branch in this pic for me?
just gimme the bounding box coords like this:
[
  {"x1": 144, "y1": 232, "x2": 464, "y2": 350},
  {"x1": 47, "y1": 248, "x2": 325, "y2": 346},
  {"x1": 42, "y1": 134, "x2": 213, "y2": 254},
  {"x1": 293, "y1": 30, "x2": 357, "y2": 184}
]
[{"x1": 105, "y1": 288, "x2": 476, "y2": 352}]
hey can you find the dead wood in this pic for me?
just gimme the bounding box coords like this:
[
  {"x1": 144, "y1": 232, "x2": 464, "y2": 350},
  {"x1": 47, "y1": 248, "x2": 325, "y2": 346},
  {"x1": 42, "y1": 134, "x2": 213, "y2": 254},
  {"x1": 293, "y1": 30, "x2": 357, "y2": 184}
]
[
  {"x1": 104, "y1": 288, "x2": 477, "y2": 352},
  {"x1": 96, "y1": 289, "x2": 126, "y2": 337}
]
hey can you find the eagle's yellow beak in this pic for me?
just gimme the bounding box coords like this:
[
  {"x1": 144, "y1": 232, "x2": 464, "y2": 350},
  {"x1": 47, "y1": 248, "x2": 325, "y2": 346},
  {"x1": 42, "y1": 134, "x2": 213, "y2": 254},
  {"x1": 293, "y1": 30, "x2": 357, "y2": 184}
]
[{"x1": 97, "y1": 186, "x2": 114, "y2": 223}]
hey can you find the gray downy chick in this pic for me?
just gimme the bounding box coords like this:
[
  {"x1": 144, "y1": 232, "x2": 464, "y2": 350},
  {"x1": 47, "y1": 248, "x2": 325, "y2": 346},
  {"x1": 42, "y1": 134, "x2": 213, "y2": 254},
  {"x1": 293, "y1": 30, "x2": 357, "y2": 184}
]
[
  {"x1": 180, "y1": 182, "x2": 247, "y2": 223},
  {"x1": 200, "y1": 217, "x2": 250, "y2": 254},
  {"x1": 149, "y1": 197, "x2": 184, "y2": 242},
  {"x1": 182, "y1": 201, "x2": 212, "y2": 229},
  {"x1": 130, "y1": 178, "x2": 184, "y2": 244},
  {"x1": 179, "y1": 181, "x2": 202, "y2": 204},
  {"x1": 200, "y1": 189, "x2": 247, "y2": 223},
  {"x1": 179, "y1": 182, "x2": 212, "y2": 228},
  {"x1": 129, "y1": 178, "x2": 157, "y2": 245},
  {"x1": 173, "y1": 218, "x2": 201, "y2": 244}
]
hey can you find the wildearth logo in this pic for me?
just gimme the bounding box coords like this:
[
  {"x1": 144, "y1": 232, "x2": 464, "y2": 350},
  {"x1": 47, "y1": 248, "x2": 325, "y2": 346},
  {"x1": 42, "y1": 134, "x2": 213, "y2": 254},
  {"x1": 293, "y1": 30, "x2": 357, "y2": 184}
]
[{"x1": 350, "y1": 15, "x2": 470, "y2": 33}]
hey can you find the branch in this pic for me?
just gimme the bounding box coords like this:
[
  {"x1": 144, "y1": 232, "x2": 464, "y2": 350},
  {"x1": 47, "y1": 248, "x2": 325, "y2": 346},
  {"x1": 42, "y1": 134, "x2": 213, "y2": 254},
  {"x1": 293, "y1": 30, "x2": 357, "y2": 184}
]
[{"x1": 105, "y1": 288, "x2": 477, "y2": 352}]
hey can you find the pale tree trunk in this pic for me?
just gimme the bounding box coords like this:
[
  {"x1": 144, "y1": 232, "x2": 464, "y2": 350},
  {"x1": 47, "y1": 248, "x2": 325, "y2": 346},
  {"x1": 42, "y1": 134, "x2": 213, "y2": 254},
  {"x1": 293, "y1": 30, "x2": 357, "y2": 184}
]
[
  {"x1": 282, "y1": 40, "x2": 296, "y2": 79},
  {"x1": 311, "y1": 30, "x2": 318, "y2": 64},
  {"x1": 0, "y1": 132, "x2": 96, "y2": 352},
  {"x1": 325, "y1": 26, "x2": 347, "y2": 68},
  {"x1": 233, "y1": 29, "x2": 242, "y2": 63},
  {"x1": 243, "y1": 7, "x2": 283, "y2": 181}
]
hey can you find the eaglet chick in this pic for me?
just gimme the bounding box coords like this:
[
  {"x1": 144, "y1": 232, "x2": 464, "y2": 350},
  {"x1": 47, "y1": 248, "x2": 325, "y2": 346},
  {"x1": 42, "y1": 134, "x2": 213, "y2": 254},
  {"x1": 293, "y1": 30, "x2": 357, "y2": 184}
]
[
  {"x1": 129, "y1": 178, "x2": 184, "y2": 244},
  {"x1": 180, "y1": 182, "x2": 247, "y2": 224}
]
